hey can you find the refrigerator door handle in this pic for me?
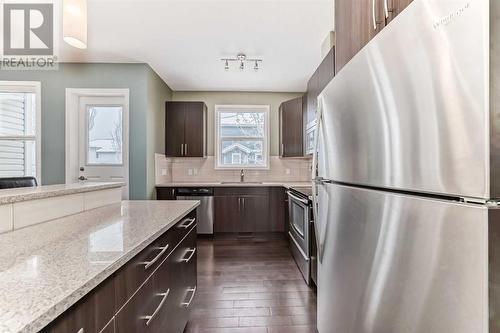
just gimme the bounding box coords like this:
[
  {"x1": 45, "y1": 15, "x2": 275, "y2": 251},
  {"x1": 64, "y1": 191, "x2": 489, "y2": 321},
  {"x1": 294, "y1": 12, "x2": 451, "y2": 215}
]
[{"x1": 312, "y1": 97, "x2": 325, "y2": 263}]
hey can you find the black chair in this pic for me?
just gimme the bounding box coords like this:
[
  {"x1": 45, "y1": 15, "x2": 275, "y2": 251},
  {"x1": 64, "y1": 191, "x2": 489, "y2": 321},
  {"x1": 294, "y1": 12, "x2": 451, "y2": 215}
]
[{"x1": 0, "y1": 177, "x2": 38, "y2": 189}]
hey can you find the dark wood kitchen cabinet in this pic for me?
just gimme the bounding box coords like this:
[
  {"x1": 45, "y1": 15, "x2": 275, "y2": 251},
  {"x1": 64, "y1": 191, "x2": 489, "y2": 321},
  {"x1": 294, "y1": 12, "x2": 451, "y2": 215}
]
[
  {"x1": 279, "y1": 96, "x2": 305, "y2": 157},
  {"x1": 335, "y1": 0, "x2": 381, "y2": 74},
  {"x1": 165, "y1": 101, "x2": 207, "y2": 157},
  {"x1": 43, "y1": 210, "x2": 198, "y2": 333},
  {"x1": 386, "y1": 0, "x2": 413, "y2": 23},
  {"x1": 305, "y1": 47, "x2": 335, "y2": 128},
  {"x1": 214, "y1": 187, "x2": 286, "y2": 233},
  {"x1": 335, "y1": 0, "x2": 413, "y2": 73}
]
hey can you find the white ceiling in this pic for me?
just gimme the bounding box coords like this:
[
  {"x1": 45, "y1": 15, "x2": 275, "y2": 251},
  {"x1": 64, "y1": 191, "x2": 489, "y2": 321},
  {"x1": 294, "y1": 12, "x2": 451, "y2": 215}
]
[{"x1": 60, "y1": 0, "x2": 334, "y2": 92}]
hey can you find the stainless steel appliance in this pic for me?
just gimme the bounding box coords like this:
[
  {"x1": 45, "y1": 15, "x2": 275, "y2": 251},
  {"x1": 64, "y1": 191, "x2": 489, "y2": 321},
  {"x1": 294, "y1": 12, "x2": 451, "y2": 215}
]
[
  {"x1": 287, "y1": 187, "x2": 314, "y2": 285},
  {"x1": 313, "y1": 0, "x2": 500, "y2": 332},
  {"x1": 176, "y1": 188, "x2": 214, "y2": 235}
]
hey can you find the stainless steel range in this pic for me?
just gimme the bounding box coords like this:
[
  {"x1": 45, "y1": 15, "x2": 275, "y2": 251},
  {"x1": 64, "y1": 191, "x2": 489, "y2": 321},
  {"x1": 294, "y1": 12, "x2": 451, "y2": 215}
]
[{"x1": 287, "y1": 187, "x2": 316, "y2": 286}]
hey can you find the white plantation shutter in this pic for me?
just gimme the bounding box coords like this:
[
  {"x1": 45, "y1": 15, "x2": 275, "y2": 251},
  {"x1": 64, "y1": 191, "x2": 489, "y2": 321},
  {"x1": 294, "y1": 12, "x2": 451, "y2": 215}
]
[{"x1": 0, "y1": 84, "x2": 39, "y2": 179}]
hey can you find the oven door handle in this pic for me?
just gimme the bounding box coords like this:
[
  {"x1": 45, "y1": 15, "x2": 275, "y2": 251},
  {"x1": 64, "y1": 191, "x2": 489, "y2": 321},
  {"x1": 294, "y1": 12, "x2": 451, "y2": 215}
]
[{"x1": 287, "y1": 191, "x2": 309, "y2": 205}]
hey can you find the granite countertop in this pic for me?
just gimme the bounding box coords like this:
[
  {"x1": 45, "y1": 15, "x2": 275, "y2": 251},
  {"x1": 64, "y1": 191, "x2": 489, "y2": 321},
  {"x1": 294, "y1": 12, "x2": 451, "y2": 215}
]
[
  {"x1": 0, "y1": 182, "x2": 125, "y2": 205},
  {"x1": 0, "y1": 200, "x2": 200, "y2": 333},
  {"x1": 155, "y1": 181, "x2": 313, "y2": 189}
]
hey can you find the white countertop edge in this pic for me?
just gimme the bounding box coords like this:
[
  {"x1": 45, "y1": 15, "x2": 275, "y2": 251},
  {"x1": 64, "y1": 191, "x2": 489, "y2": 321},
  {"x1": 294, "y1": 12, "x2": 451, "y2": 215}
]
[
  {"x1": 155, "y1": 182, "x2": 313, "y2": 189},
  {"x1": 18, "y1": 200, "x2": 200, "y2": 333},
  {"x1": 0, "y1": 182, "x2": 125, "y2": 205}
]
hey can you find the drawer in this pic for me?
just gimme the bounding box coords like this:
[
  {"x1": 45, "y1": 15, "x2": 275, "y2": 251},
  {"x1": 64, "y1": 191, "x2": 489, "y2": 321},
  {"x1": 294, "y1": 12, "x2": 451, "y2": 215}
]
[
  {"x1": 115, "y1": 267, "x2": 160, "y2": 333},
  {"x1": 214, "y1": 187, "x2": 269, "y2": 196},
  {"x1": 153, "y1": 226, "x2": 197, "y2": 333},
  {"x1": 114, "y1": 210, "x2": 197, "y2": 309},
  {"x1": 115, "y1": 225, "x2": 197, "y2": 333},
  {"x1": 46, "y1": 274, "x2": 115, "y2": 333}
]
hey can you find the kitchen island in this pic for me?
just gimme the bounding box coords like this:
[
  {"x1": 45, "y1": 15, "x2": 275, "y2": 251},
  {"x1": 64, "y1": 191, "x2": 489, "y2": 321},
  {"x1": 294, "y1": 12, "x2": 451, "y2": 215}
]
[{"x1": 0, "y1": 200, "x2": 199, "y2": 333}]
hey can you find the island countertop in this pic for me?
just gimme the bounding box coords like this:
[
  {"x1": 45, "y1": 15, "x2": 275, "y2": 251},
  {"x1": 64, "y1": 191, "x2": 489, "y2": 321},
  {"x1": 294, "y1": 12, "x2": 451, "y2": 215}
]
[{"x1": 0, "y1": 200, "x2": 200, "y2": 333}]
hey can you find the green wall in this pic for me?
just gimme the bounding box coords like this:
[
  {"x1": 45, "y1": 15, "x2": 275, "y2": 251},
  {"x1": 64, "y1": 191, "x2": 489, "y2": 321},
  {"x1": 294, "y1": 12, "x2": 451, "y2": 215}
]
[{"x1": 0, "y1": 63, "x2": 172, "y2": 199}]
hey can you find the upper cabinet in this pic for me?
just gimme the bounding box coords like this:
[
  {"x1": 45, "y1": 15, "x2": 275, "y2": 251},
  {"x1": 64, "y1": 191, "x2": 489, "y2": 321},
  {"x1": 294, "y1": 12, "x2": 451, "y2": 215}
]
[
  {"x1": 386, "y1": 0, "x2": 413, "y2": 23},
  {"x1": 279, "y1": 96, "x2": 305, "y2": 158},
  {"x1": 335, "y1": 0, "x2": 413, "y2": 73},
  {"x1": 165, "y1": 101, "x2": 207, "y2": 157}
]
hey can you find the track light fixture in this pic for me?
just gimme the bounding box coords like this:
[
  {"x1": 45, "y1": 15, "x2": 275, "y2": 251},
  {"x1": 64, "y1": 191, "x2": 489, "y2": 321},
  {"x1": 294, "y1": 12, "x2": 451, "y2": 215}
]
[{"x1": 221, "y1": 53, "x2": 262, "y2": 72}]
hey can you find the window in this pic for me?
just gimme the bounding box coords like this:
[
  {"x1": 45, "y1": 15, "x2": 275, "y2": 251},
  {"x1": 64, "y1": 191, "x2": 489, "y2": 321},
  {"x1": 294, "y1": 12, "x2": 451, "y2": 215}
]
[
  {"x1": 86, "y1": 105, "x2": 123, "y2": 165},
  {"x1": 215, "y1": 105, "x2": 270, "y2": 169},
  {"x1": 0, "y1": 81, "x2": 41, "y2": 180}
]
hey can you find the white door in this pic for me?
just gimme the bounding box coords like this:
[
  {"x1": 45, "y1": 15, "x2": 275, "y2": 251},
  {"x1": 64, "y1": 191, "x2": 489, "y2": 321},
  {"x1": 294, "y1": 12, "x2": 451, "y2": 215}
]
[{"x1": 77, "y1": 96, "x2": 129, "y2": 198}]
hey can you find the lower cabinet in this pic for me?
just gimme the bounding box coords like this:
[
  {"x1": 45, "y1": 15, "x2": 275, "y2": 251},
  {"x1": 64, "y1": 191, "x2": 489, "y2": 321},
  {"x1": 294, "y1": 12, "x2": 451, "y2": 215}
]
[
  {"x1": 214, "y1": 187, "x2": 285, "y2": 233},
  {"x1": 43, "y1": 210, "x2": 198, "y2": 333},
  {"x1": 115, "y1": 227, "x2": 197, "y2": 333}
]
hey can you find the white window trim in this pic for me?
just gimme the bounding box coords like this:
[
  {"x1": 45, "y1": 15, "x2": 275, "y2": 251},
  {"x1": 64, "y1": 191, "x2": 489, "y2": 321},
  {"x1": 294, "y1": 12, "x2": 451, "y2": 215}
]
[
  {"x1": 215, "y1": 104, "x2": 270, "y2": 170},
  {"x1": 0, "y1": 81, "x2": 42, "y2": 183}
]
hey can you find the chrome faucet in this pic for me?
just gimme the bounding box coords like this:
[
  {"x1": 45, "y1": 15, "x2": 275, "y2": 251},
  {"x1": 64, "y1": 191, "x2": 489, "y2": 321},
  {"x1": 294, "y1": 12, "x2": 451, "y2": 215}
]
[{"x1": 240, "y1": 169, "x2": 245, "y2": 183}]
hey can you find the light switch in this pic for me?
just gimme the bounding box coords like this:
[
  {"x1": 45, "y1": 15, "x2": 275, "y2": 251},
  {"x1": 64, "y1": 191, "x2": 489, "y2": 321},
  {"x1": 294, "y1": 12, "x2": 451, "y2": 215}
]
[
  {"x1": 285, "y1": 168, "x2": 291, "y2": 175},
  {"x1": 194, "y1": 168, "x2": 198, "y2": 176},
  {"x1": 161, "y1": 169, "x2": 167, "y2": 176},
  {"x1": 188, "y1": 169, "x2": 193, "y2": 176}
]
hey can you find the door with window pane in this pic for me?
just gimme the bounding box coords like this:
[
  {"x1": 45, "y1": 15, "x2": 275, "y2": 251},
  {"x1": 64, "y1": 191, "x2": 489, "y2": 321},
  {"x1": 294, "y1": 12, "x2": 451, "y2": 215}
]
[
  {"x1": 0, "y1": 83, "x2": 39, "y2": 180},
  {"x1": 78, "y1": 96, "x2": 129, "y2": 198},
  {"x1": 216, "y1": 106, "x2": 269, "y2": 169}
]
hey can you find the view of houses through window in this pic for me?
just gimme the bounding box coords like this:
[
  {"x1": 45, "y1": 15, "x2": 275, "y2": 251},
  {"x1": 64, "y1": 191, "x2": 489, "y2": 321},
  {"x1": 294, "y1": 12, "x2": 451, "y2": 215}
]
[{"x1": 216, "y1": 105, "x2": 269, "y2": 169}]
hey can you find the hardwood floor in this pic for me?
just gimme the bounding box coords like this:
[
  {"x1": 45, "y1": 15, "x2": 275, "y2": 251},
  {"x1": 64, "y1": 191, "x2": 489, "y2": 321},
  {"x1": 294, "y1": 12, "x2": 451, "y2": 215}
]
[{"x1": 185, "y1": 235, "x2": 317, "y2": 333}]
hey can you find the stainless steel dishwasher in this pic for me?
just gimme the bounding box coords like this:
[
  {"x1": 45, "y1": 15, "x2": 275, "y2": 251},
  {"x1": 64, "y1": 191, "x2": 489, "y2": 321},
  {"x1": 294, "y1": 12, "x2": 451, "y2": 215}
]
[{"x1": 176, "y1": 187, "x2": 214, "y2": 235}]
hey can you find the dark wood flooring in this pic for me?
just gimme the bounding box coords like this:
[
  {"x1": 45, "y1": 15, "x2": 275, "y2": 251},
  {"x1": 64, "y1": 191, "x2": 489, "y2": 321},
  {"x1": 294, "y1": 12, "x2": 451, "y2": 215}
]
[{"x1": 185, "y1": 235, "x2": 318, "y2": 333}]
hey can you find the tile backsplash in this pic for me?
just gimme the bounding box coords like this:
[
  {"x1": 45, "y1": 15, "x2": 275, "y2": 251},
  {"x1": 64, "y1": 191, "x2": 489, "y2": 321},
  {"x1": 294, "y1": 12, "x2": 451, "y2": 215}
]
[{"x1": 155, "y1": 154, "x2": 312, "y2": 184}]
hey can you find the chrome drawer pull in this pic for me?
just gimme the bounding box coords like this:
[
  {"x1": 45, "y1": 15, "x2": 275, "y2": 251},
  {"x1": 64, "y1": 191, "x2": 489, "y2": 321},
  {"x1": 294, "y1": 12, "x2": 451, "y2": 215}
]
[
  {"x1": 141, "y1": 289, "x2": 170, "y2": 326},
  {"x1": 142, "y1": 245, "x2": 169, "y2": 270},
  {"x1": 181, "y1": 286, "x2": 197, "y2": 308},
  {"x1": 77, "y1": 329, "x2": 84, "y2": 333},
  {"x1": 181, "y1": 248, "x2": 196, "y2": 263},
  {"x1": 178, "y1": 217, "x2": 196, "y2": 229}
]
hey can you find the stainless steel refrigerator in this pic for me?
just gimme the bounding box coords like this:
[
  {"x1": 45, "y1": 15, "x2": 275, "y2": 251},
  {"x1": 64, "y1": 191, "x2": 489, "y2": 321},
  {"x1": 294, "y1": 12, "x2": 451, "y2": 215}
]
[{"x1": 312, "y1": 0, "x2": 500, "y2": 332}]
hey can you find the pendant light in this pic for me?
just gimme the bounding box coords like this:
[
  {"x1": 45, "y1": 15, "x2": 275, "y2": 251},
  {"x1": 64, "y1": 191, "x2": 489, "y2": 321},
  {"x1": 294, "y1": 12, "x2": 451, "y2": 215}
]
[{"x1": 63, "y1": 0, "x2": 87, "y2": 49}]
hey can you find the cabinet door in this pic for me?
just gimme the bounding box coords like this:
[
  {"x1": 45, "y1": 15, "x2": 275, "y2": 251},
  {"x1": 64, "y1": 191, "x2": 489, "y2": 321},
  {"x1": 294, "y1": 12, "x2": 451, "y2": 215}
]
[
  {"x1": 306, "y1": 69, "x2": 319, "y2": 125},
  {"x1": 335, "y1": 0, "x2": 383, "y2": 73},
  {"x1": 184, "y1": 102, "x2": 206, "y2": 157},
  {"x1": 386, "y1": 0, "x2": 413, "y2": 23},
  {"x1": 214, "y1": 195, "x2": 240, "y2": 232},
  {"x1": 165, "y1": 102, "x2": 186, "y2": 157},
  {"x1": 243, "y1": 195, "x2": 269, "y2": 233},
  {"x1": 269, "y1": 187, "x2": 286, "y2": 232},
  {"x1": 156, "y1": 187, "x2": 176, "y2": 200},
  {"x1": 318, "y1": 48, "x2": 335, "y2": 92},
  {"x1": 280, "y1": 97, "x2": 304, "y2": 157}
]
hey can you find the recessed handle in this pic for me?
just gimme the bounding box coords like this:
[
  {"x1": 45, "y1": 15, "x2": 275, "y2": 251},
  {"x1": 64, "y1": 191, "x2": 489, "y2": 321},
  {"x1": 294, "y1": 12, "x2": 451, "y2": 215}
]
[
  {"x1": 142, "y1": 245, "x2": 169, "y2": 270},
  {"x1": 181, "y1": 248, "x2": 196, "y2": 263},
  {"x1": 141, "y1": 289, "x2": 170, "y2": 326}
]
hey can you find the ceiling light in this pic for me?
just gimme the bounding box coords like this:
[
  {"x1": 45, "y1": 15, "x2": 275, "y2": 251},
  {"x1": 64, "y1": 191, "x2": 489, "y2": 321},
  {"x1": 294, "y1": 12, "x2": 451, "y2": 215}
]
[
  {"x1": 221, "y1": 53, "x2": 262, "y2": 72},
  {"x1": 63, "y1": 0, "x2": 88, "y2": 49}
]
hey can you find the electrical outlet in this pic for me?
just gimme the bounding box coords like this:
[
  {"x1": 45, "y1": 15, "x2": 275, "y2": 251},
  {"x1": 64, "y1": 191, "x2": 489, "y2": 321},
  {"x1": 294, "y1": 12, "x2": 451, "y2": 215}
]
[
  {"x1": 285, "y1": 168, "x2": 291, "y2": 175},
  {"x1": 161, "y1": 169, "x2": 167, "y2": 176},
  {"x1": 188, "y1": 169, "x2": 193, "y2": 176},
  {"x1": 194, "y1": 168, "x2": 198, "y2": 176}
]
